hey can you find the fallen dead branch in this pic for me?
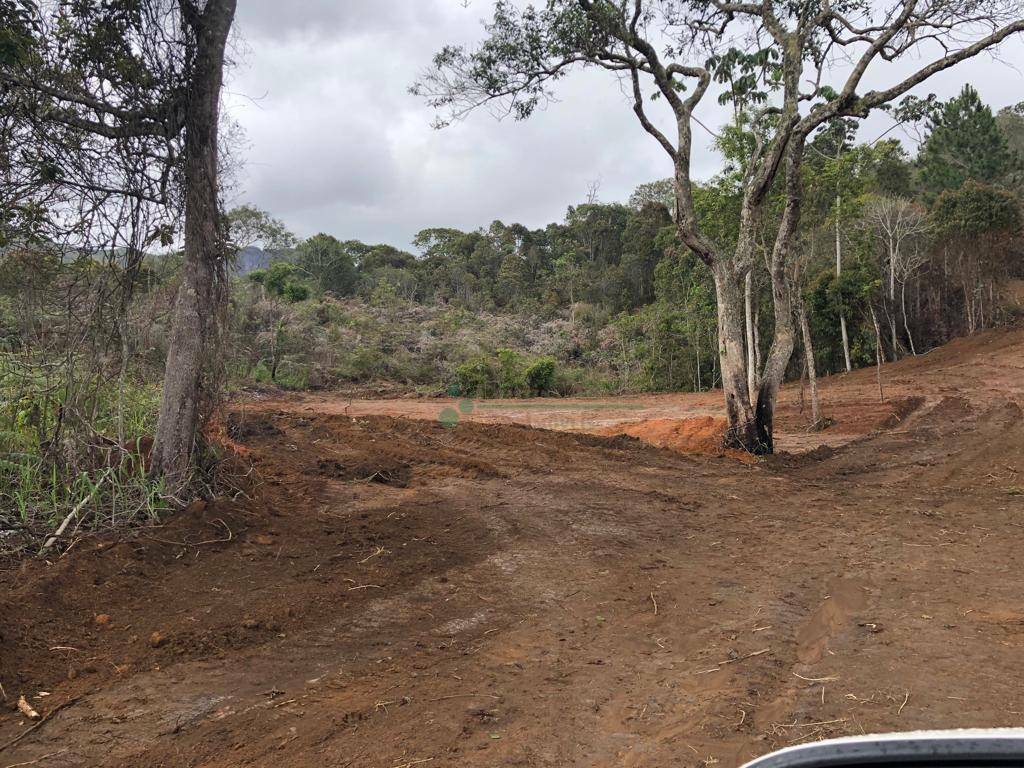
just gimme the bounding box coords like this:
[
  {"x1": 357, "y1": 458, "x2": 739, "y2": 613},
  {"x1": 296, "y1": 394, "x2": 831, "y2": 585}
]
[
  {"x1": 427, "y1": 693, "x2": 501, "y2": 702},
  {"x1": 770, "y1": 717, "x2": 849, "y2": 741},
  {"x1": 142, "y1": 517, "x2": 234, "y2": 548},
  {"x1": 2, "y1": 748, "x2": 69, "y2": 767},
  {"x1": 724, "y1": 648, "x2": 771, "y2": 664},
  {"x1": 898, "y1": 691, "x2": 910, "y2": 715},
  {"x1": 38, "y1": 470, "x2": 111, "y2": 555},
  {"x1": 693, "y1": 647, "x2": 771, "y2": 675},
  {"x1": 794, "y1": 672, "x2": 840, "y2": 683},
  {"x1": 0, "y1": 697, "x2": 79, "y2": 754},
  {"x1": 391, "y1": 759, "x2": 434, "y2": 768},
  {"x1": 358, "y1": 546, "x2": 387, "y2": 564},
  {"x1": 792, "y1": 719, "x2": 849, "y2": 728}
]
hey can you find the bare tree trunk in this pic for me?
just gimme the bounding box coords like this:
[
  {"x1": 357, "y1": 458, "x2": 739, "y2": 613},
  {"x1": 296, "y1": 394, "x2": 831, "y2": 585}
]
[
  {"x1": 901, "y1": 279, "x2": 916, "y2": 356},
  {"x1": 963, "y1": 279, "x2": 974, "y2": 333},
  {"x1": 754, "y1": 262, "x2": 796, "y2": 453},
  {"x1": 712, "y1": 262, "x2": 759, "y2": 451},
  {"x1": 798, "y1": 296, "x2": 821, "y2": 427},
  {"x1": 835, "y1": 195, "x2": 852, "y2": 373},
  {"x1": 710, "y1": 324, "x2": 719, "y2": 389},
  {"x1": 150, "y1": 0, "x2": 237, "y2": 486},
  {"x1": 888, "y1": 242, "x2": 899, "y2": 360},
  {"x1": 744, "y1": 269, "x2": 757, "y2": 403},
  {"x1": 694, "y1": 329, "x2": 702, "y2": 392},
  {"x1": 869, "y1": 304, "x2": 884, "y2": 402},
  {"x1": 798, "y1": 356, "x2": 806, "y2": 414},
  {"x1": 753, "y1": 303, "x2": 762, "y2": 379}
]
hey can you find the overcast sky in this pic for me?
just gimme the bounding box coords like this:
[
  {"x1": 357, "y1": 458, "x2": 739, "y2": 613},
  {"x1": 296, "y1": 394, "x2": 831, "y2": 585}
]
[{"x1": 223, "y1": 1, "x2": 1024, "y2": 252}]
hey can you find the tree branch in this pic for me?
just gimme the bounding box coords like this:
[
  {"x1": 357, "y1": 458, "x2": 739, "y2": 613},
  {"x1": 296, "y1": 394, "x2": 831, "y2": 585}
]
[
  {"x1": 859, "y1": 18, "x2": 1024, "y2": 113},
  {"x1": 629, "y1": 67, "x2": 677, "y2": 160}
]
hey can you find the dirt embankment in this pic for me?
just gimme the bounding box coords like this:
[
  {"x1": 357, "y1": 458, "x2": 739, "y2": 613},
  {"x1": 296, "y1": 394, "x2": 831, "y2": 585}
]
[
  {"x1": 0, "y1": 326, "x2": 1023, "y2": 767},
  {"x1": 595, "y1": 415, "x2": 730, "y2": 455}
]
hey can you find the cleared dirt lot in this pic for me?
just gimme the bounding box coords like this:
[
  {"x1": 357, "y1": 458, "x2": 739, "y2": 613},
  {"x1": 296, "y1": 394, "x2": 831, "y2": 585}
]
[{"x1": 1, "y1": 327, "x2": 1022, "y2": 767}]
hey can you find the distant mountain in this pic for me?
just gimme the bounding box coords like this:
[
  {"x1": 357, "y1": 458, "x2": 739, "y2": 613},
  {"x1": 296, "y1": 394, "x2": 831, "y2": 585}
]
[{"x1": 234, "y1": 246, "x2": 272, "y2": 275}]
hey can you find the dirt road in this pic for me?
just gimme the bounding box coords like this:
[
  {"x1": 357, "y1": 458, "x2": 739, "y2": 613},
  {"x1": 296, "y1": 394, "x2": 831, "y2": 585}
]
[{"x1": 1, "y1": 327, "x2": 1022, "y2": 767}]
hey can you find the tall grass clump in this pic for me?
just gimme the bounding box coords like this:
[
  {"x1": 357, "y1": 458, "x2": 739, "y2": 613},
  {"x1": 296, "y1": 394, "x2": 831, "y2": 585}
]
[{"x1": 0, "y1": 351, "x2": 167, "y2": 558}]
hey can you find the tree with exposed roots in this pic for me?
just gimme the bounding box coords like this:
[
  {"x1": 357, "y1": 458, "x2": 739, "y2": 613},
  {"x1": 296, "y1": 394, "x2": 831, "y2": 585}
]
[
  {"x1": 413, "y1": 0, "x2": 1024, "y2": 453},
  {"x1": 1, "y1": 0, "x2": 238, "y2": 486}
]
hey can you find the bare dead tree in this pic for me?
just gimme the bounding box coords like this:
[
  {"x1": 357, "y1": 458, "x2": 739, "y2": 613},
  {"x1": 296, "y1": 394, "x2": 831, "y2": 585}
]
[
  {"x1": 790, "y1": 233, "x2": 824, "y2": 428},
  {"x1": 868, "y1": 302, "x2": 885, "y2": 401},
  {"x1": 414, "y1": 0, "x2": 1024, "y2": 452},
  {"x1": 862, "y1": 195, "x2": 930, "y2": 356},
  {"x1": 835, "y1": 193, "x2": 853, "y2": 373}
]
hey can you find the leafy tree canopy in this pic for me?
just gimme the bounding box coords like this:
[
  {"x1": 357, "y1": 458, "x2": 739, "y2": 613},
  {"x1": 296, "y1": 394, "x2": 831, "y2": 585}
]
[{"x1": 918, "y1": 85, "x2": 1019, "y2": 196}]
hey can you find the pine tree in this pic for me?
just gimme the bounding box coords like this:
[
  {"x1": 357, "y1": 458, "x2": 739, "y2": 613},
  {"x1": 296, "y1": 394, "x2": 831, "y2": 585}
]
[{"x1": 918, "y1": 85, "x2": 1018, "y2": 195}]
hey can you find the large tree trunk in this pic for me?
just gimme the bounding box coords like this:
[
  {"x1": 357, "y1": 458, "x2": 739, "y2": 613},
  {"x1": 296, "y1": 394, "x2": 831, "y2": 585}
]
[
  {"x1": 753, "y1": 263, "x2": 796, "y2": 454},
  {"x1": 712, "y1": 262, "x2": 760, "y2": 452},
  {"x1": 750, "y1": 138, "x2": 804, "y2": 453},
  {"x1": 744, "y1": 270, "x2": 757, "y2": 403},
  {"x1": 150, "y1": 0, "x2": 237, "y2": 485}
]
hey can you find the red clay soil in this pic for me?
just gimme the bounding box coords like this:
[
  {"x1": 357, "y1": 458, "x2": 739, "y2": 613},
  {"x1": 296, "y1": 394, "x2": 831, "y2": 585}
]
[
  {"x1": 247, "y1": 364, "x2": 926, "y2": 455},
  {"x1": 1, "y1": 326, "x2": 1024, "y2": 767},
  {"x1": 593, "y1": 416, "x2": 735, "y2": 456}
]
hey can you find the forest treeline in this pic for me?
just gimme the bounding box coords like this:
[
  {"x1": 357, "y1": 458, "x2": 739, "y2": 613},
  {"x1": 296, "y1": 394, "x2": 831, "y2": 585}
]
[
  {"x1": 210, "y1": 86, "x2": 1024, "y2": 396},
  {"x1": 4, "y1": 88, "x2": 1023, "y2": 407}
]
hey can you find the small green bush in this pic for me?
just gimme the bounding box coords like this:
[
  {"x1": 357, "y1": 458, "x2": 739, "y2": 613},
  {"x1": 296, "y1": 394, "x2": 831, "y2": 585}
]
[
  {"x1": 270, "y1": 361, "x2": 310, "y2": 389},
  {"x1": 524, "y1": 356, "x2": 556, "y2": 395},
  {"x1": 552, "y1": 365, "x2": 616, "y2": 396},
  {"x1": 335, "y1": 347, "x2": 388, "y2": 381},
  {"x1": 282, "y1": 282, "x2": 309, "y2": 303},
  {"x1": 495, "y1": 348, "x2": 525, "y2": 396},
  {"x1": 249, "y1": 261, "x2": 310, "y2": 303},
  {"x1": 454, "y1": 351, "x2": 559, "y2": 398},
  {"x1": 369, "y1": 279, "x2": 399, "y2": 307},
  {"x1": 455, "y1": 356, "x2": 495, "y2": 397}
]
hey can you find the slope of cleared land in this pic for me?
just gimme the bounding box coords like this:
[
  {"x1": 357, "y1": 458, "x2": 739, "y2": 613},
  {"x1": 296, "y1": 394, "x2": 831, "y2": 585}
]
[{"x1": 1, "y1": 326, "x2": 1023, "y2": 767}]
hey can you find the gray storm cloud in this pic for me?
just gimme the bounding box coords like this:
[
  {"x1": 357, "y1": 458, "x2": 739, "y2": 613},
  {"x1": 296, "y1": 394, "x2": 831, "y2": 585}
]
[{"x1": 224, "y1": 0, "x2": 1024, "y2": 250}]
